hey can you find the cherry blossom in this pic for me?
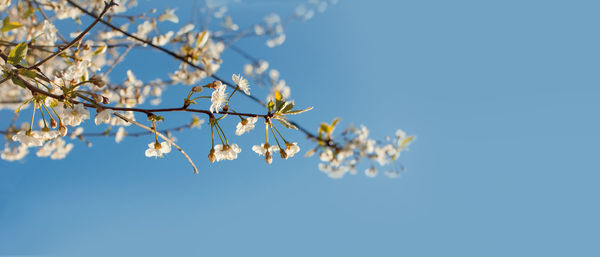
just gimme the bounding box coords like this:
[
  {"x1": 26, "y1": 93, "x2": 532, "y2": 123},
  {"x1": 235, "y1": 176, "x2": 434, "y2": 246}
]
[
  {"x1": 210, "y1": 83, "x2": 227, "y2": 113},
  {"x1": 232, "y1": 74, "x2": 251, "y2": 95},
  {"x1": 0, "y1": 0, "x2": 414, "y2": 178},
  {"x1": 235, "y1": 117, "x2": 258, "y2": 136},
  {"x1": 214, "y1": 144, "x2": 241, "y2": 161},
  {"x1": 145, "y1": 141, "x2": 172, "y2": 158},
  {"x1": 95, "y1": 109, "x2": 113, "y2": 125},
  {"x1": 61, "y1": 104, "x2": 90, "y2": 126}
]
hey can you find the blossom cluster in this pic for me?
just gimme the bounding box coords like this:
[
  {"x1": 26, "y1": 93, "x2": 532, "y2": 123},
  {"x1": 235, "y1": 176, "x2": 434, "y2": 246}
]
[{"x1": 0, "y1": 0, "x2": 414, "y2": 179}]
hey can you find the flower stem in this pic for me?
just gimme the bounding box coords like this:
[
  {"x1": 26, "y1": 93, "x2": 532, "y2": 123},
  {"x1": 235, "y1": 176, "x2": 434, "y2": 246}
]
[
  {"x1": 215, "y1": 121, "x2": 229, "y2": 145},
  {"x1": 152, "y1": 120, "x2": 159, "y2": 144},
  {"x1": 39, "y1": 103, "x2": 48, "y2": 128},
  {"x1": 29, "y1": 102, "x2": 36, "y2": 132},
  {"x1": 272, "y1": 124, "x2": 288, "y2": 144},
  {"x1": 269, "y1": 123, "x2": 283, "y2": 150},
  {"x1": 226, "y1": 86, "x2": 239, "y2": 103}
]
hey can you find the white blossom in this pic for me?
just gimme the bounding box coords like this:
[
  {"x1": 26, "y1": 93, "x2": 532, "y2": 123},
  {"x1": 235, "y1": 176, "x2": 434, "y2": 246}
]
[
  {"x1": 235, "y1": 117, "x2": 258, "y2": 136},
  {"x1": 145, "y1": 141, "x2": 172, "y2": 157},
  {"x1": 37, "y1": 138, "x2": 73, "y2": 159},
  {"x1": 152, "y1": 31, "x2": 174, "y2": 46},
  {"x1": 210, "y1": 83, "x2": 227, "y2": 113},
  {"x1": 284, "y1": 142, "x2": 300, "y2": 158},
  {"x1": 232, "y1": 74, "x2": 250, "y2": 95},
  {"x1": 31, "y1": 130, "x2": 60, "y2": 141},
  {"x1": 95, "y1": 109, "x2": 113, "y2": 125},
  {"x1": 176, "y1": 24, "x2": 194, "y2": 36},
  {"x1": 115, "y1": 127, "x2": 126, "y2": 143},
  {"x1": 134, "y1": 20, "x2": 153, "y2": 39},
  {"x1": 1, "y1": 144, "x2": 28, "y2": 161},
  {"x1": 37, "y1": 20, "x2": 58, "y2": 45},
  {"x1": 158, "y1": 8, "x2": 179, "y2": 23},
  {"x1": 365, "y1": 167, "x2": 378, "y2": 178},
  {"x1": 12, "y1": 131, "x2": 43, "y2": 147},
  {"x1": 214, "y1": 144, "x2": 241, "y2": 161},
  {"x1": 252, "y1": 143, "x2": 279, "y2": 164},
  {"x1": 61, "y1": 104, "x2": 90, "y2": 126}
]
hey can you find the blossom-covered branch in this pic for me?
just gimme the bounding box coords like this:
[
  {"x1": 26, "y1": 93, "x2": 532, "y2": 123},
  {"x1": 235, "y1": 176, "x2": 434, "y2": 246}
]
[{"x1": 0, "y1": 0, "x2": 414, "y2": 179}]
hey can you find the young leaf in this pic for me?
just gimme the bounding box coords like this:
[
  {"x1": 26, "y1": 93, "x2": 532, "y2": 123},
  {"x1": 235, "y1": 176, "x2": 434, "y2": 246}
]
[
  {"x1": 275, "y1": 117, "x2": 298, "y2": 130},
  {"x1": 285, "y1": 106, "x2": 313, "y2": 115},
  {"x1": 320, "y1": 123, "x2": 330, "y2": 134},
  {"x1": 274, "y1": 99, "x2": 286, "y2": 112},
  {"x1": 93, "y1": 45, "x2": 106, "y2": 55},
  {"x1": 331, "y1": 118, "x2": 340, "y2": 129},
  {"x1": 274, "y1": 90, "x2": 283, "y2": 101},
  {"x1": 268, "y1": 100, "x2": 275, "y2": 112},
  {"x1": 7, "y1": 42, "x2": 28, "y2": 65},
  {"x1": 17, "y1": 69, "x2": 37, "y2": 79},
  {"x1": 196, "y1": 30, "x2": 210, "y2": 48},
  {"x1": 1, "y1": 17, "x2": 23, "y2": 33},
  {"x1": 280, "y1": 100, "x2": 294, "y2": 114},
  {"x1": 10, "y1": 76, "x2": 26, "y2": 88}
]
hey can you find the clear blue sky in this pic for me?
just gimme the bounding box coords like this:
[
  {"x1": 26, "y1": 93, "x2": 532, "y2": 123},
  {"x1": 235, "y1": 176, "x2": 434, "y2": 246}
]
[{"x1": 1, "y1": 0, "x2": 599, "y2": 256}]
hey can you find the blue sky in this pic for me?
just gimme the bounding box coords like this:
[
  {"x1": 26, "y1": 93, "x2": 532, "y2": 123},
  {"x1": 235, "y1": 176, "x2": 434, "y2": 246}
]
[{"x1": 1, "y1": 0, "x2": 599, "y2": 256}]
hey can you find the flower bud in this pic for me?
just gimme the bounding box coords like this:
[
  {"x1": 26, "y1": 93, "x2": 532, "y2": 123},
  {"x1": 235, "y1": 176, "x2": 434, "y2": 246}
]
[
  {"x1": 208, "y1": 149, "x2": 216, "y2": 163},
  {"x1": 279, "y1": 149, "x2": 288, "y2": 159},
  {"x1": 93, "y1": 94, "x2": 103, "y2": 103},
  {"x1": 222, "y1": 105, "x2": 229, "y2": 112},
  {"x1": 89, "y1": 74, "x2": 106, "y2": 88},
  {"x1": 50, "y1": 118, "x2": 57, "y2": 128},
  {"x1": 192, "y1": 85, "x2": 203, "y2": 93},
  {"x1": 58, "y1": 124, "x2": 67, "y2": 137},
  {"x1": 265, "y1": 151, "x2": 273, "y2": 164}
]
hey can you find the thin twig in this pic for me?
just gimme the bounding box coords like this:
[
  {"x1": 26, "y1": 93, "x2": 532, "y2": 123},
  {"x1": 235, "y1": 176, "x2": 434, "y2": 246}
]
[
  {"x1": 103, "y1": 43, "x2": 135, "y2": 78},
  {"x1": 65, "y1": 0, "x2": 266, "y2": 106},
  {"x1": 114, "y1": 112, "x2": 199, "y2": 174},
  {"x1": 29, "y1": 0, "x2": 117, "y2": 70}
]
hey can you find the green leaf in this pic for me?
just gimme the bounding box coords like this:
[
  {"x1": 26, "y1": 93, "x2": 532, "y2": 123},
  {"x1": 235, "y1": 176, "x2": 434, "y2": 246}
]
[
  {"x1": 280, "y1": 100, "x2": 294, "y2": 114},
  {"x1": 1, "y1": 17, "x2": 23, "y2": 33},
  {"x1": 285, "y1": 106, "x2": 313, "y2": 115},
  {"x1": 268, "y1": 100, "x2": 275, "y2": 112},
  {"x1": 320, "y1": 123, "x2": 330, "y2": 134},
  {"x1": 17, "y1": 69, "x2": 37, "y2": 79},
  {"x1": 7, "y1": 42, "x2": 28, "y2": 65},
  {"x1": 93, "y1": 45, "x2": 106, "y2": 55},
  {"x1": 331, "y1": 118, "x2": 340, "y2": 129},
  {"x1": 274, "y1": 99, "x2": 286, "y2": 112},
  {"x1": 275, "y1": 117, "x2": 298, "y2": 130},
  {"x1": 10, "y1": 76, "x2": 26, "y2": 88}
]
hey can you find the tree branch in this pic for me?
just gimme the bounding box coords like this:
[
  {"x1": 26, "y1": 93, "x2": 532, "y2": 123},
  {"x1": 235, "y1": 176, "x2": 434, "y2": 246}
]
[
  {"x1": 28, "y1": 0, "x2": 117, "y2": 70},
  {"x1": 113, "y1": 112, "x2": 199, "y2": 174}
]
